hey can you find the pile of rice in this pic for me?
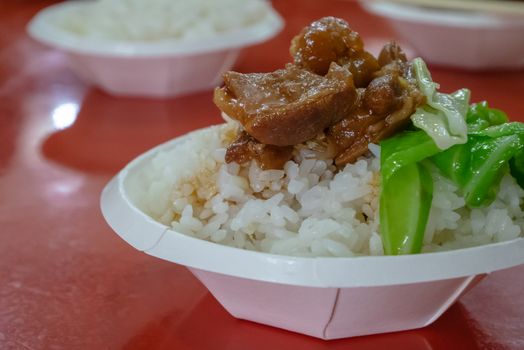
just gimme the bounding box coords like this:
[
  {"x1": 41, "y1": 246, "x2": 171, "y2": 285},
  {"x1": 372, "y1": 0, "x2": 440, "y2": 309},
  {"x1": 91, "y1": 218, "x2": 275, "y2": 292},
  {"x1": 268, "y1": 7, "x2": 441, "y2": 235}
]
[
  {"x1": 127, "y1": 124, "x2": 524, "y2": 257},
  {"x1": 52, "y1": 0, "x2": 274, "y2": 42}
]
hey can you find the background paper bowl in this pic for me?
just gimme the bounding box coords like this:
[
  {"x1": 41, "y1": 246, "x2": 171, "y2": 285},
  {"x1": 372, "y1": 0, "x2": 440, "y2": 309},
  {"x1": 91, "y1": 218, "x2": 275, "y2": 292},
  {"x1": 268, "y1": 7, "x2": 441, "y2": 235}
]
[
  {"x1": 27, "y1": 2, "x2": 283, "y2": 98},
  {"x1": 361, "y1": 2, "x2": 524, "y2": 70},
  {"x1": 101, "y1": 127, "x2": 524, "y2": 340}
]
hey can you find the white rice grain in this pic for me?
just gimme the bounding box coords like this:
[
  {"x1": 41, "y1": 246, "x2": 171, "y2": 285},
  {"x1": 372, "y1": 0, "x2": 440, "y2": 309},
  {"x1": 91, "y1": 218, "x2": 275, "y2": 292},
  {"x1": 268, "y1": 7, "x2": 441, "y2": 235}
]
[
  {"x1": 128, "y1": 124, "x2": 524, "y2": 257},
  {"x1": 52, "y1": 0, "x2": 275, "y2": 43}
]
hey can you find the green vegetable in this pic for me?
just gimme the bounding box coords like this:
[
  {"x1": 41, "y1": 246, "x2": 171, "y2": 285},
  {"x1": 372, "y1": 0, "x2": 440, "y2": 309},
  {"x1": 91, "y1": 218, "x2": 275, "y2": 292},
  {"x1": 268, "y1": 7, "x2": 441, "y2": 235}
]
[
  {"x1": 464, "y1": 135, "x2": 522, "y2": 207},
  {"x1": 380, "y1": 162, "x2": 433, "y2": 255},
  {"x1": 510, "y1": 150, "x2": 524, "y2": 188},
  {"x1": 470, "y1": 122, "x2": 524, "y2": 138},
  {"x1": 430, "y1": 142, "x2": 471, "y2": 188},
  {"x1": 379, "y1": 60, "x2": 524, "y2": 255},
  {"x1": 380, "y1": 130, "x2": 441, "y2": 182},
  {"x1": 433, "y1": 135, "x2": 522, "y2": 207},
  {"x1": 431, "y1": 103, "x2": 524, "y2": 207},
  {"x1": 410, "y1": 58, "x2": 470, "y2": 150},
  {"x1": 379, "y1": 58, "x2": 472, "y2": 255},
  {"x1": 380, "y1": 130, "x2": 440, "y2": 254},
  {"x1": 466, "y1": 101, "x2": 508, "y2": 131}
]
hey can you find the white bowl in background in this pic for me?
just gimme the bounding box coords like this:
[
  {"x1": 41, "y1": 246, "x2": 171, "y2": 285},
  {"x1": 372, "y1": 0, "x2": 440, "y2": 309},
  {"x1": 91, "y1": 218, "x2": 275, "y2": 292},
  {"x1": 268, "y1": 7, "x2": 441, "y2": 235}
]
[
  {"x1": 362, "y1": 2, "x2": 524, "y2": 70},
  {"x1": 100, "y1": 127, "x2": 524, "y2": 339},
  {"x1": 27, "y1": 1, "x2": 284, "y2": 98}
]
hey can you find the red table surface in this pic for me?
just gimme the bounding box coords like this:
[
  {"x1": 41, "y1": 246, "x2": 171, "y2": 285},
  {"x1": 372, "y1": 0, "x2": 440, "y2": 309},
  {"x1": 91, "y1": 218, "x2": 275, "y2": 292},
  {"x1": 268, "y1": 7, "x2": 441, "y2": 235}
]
[{"x1": 1, "y1": 1, "x2": 524, "y2": 349}]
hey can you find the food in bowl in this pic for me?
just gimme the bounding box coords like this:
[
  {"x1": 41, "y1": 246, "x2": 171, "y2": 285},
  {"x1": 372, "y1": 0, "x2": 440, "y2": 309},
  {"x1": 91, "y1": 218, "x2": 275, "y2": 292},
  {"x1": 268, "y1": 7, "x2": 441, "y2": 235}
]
[
  {"x1": 102, "y1": 16, "x2": 524, "y2": 339},
  {"x1": 45, "y1": 0, "x2": 277, "y2": 43},
  {"x1": 27, "y1": 0, "x2": 283, "y2": 97},
  {"x1": 126, "y1": 17, "x2": 524, "y2": 257}
]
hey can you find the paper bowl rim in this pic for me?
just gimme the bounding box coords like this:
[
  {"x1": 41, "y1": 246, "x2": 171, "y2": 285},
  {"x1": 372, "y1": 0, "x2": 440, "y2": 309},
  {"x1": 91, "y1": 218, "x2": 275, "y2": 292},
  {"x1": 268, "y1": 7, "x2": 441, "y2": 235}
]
[{"x1": 361, "y1": 1, "x2": 524, "y2": 27}]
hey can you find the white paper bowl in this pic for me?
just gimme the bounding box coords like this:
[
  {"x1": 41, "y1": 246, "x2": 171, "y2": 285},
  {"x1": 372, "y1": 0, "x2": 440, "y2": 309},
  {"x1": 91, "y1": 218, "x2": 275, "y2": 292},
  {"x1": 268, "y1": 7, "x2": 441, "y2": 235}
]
[
  {"x1": 100, "y1": 127, "x2": 524, "y2": 339},
  {"x1": 27, "y1": 2, "x2": 284, "y2": 98},
  {"x1": 362, "y1": 2, "x2": 524, "y2": 70}
]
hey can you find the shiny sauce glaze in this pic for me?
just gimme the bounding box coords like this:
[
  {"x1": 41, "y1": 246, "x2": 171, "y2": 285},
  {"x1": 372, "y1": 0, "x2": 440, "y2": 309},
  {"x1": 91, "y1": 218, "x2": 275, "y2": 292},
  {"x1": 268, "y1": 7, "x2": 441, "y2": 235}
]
[{"x1": 213, "y1": 17, "x2": 425, "y2": 169}]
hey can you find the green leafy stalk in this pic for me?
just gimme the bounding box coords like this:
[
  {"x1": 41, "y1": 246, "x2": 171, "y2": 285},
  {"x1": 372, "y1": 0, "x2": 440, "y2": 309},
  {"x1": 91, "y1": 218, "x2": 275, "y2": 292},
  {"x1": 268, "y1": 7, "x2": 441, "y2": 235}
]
[
  {"x1": 380, "y1": 130, "x2": 440, "y2": 254},
  {"x1": 430, "y1": 142, "x2": 470, "y2": 188},
  {"x1": 466, "y1": 101, "x2": 508, "y2": 131},
  {"x1": 379, "y1": 59, "x2": 524, "y2": 255},
  {"x1": 379, "y1": 57, "x2": 472, "y2": 255},
  {"x1": 380, "y1": 162, "x2": 433, "y2": 255},
  {"x1": 463, "y1": 135, "x2": 522, "y2": 207},
  {"x1": 431, "y1": 103, "x2": 524, "y2": 207},
  {"x1": 510, "y1": 150, "x2": 524, "y2": 188},
  {"x1": 380, "y1": 130, "x2": 441, "y2": 182},
  {"x1": 470, "y1": 122, "x2": 524, "y2": 138}
]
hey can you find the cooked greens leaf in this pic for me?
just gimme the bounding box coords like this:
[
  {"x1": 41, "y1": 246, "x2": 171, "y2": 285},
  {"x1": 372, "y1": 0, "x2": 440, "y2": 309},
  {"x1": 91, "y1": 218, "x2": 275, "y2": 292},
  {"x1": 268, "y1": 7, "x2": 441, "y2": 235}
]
[
  {"x1": 431, "y1": 103, "x2": 524, "y2": 207},
  {"x1": 380, "y1": 162, "x2": 433, "y2": 255},
  {"x1": 380, "y1": 100, "x2": 524, "y2": 255},
  {"x1": 467, "y1": 101, "x2": 508, "y2": 131},
  {"x1": 410, "y1": 58, "x2": 470, "y2": 150},
  {"x1": 379, "y1": 130, "x2": 440, "y2": 254},
  {"x1": 380, "y1": 130, "x2": 440, "y2": 183},
  {"x1": 510, "y1": 150, "x2": 524, "y2": 188}
]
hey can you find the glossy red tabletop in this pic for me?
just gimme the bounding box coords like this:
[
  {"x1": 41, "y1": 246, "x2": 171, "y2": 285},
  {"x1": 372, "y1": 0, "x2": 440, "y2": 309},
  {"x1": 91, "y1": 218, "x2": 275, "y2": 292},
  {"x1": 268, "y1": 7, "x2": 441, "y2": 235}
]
[{"x1": 2, "y1": 1, "x2": 524, "y2": 349}]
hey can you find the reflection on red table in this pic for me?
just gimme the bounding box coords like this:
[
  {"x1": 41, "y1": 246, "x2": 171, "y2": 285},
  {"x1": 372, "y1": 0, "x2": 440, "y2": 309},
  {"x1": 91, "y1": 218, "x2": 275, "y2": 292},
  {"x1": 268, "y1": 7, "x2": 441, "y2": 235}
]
[{"x1": 1, "y1": 1, "x2": 523, "y2": 349}]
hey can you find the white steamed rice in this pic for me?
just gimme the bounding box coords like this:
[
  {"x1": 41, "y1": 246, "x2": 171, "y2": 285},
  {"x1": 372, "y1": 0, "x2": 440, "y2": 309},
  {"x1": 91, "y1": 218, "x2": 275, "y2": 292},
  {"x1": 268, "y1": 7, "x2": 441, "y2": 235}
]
[
  {"x1": 51, "y1": 0, "x2": 274, "y2": 42},
  {"x1": 127, "y1": 124, "x2": 524, "y2": 257}
]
